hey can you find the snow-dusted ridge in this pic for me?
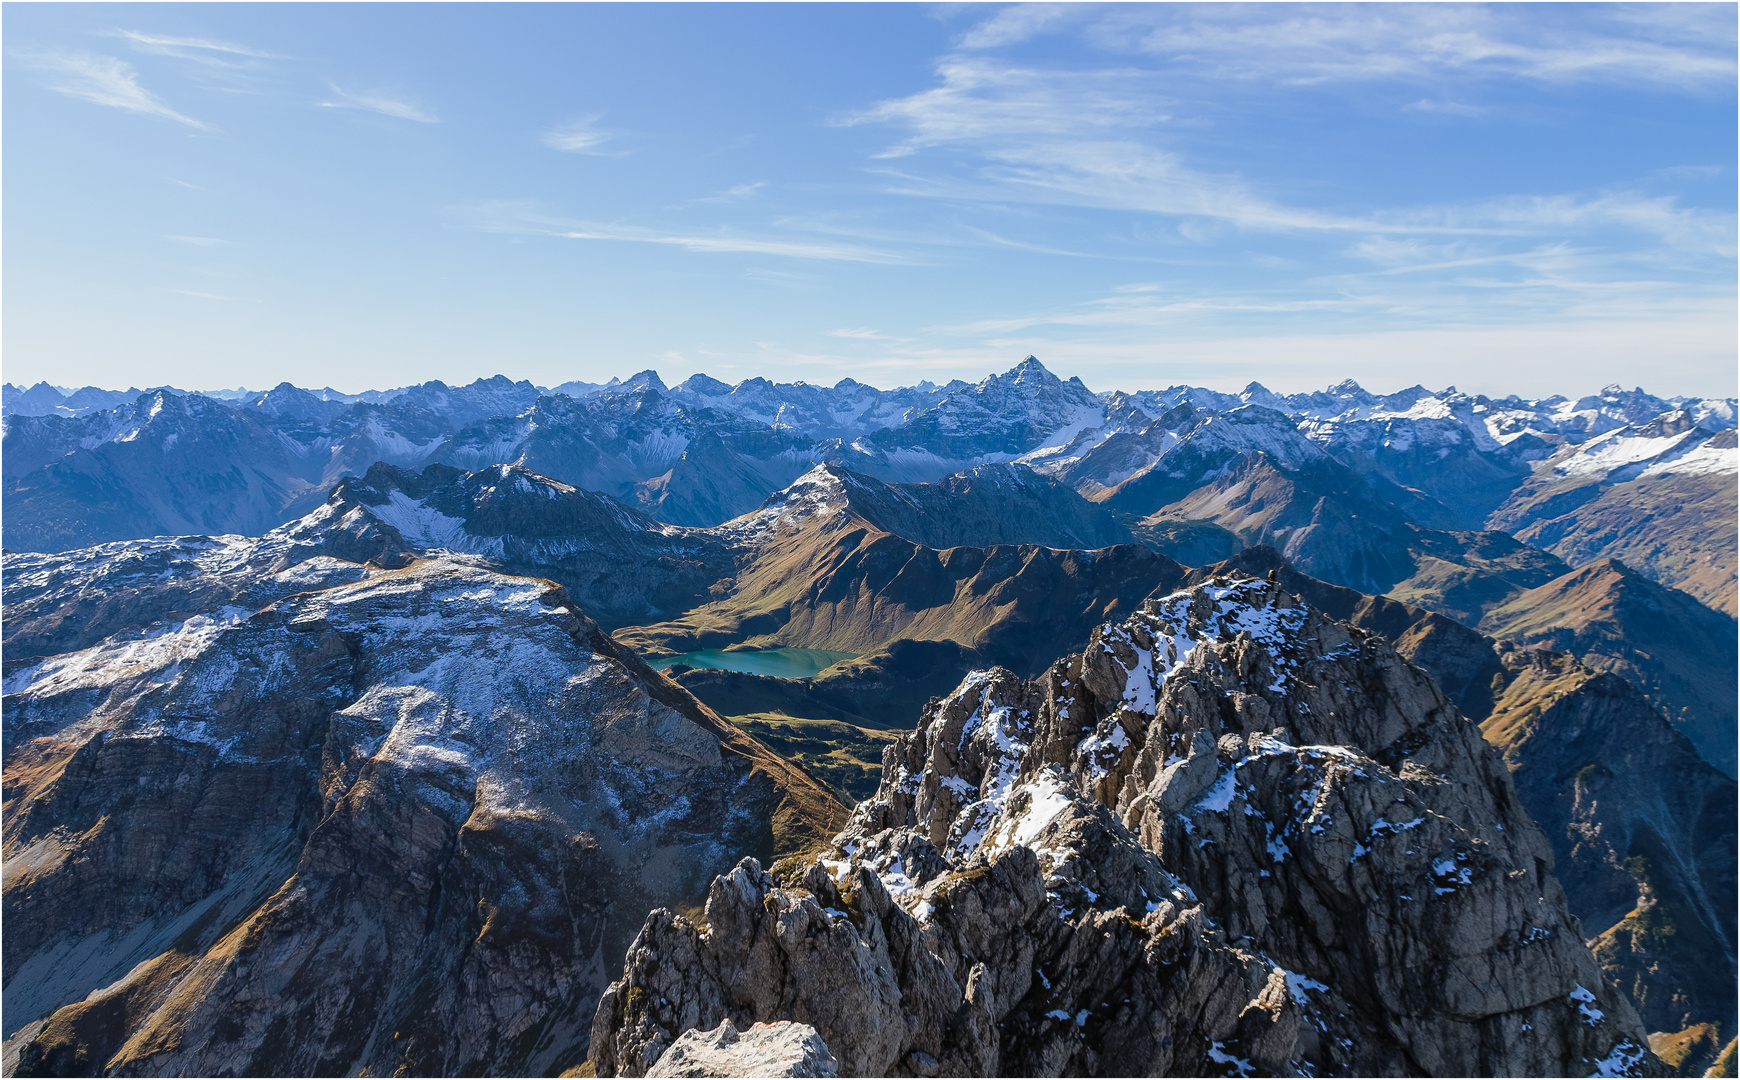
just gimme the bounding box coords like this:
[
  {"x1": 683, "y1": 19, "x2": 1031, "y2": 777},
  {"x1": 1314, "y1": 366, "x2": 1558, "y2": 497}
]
[{"x1": 6, "y1": 360, "x2": 1733, "y2": 556}]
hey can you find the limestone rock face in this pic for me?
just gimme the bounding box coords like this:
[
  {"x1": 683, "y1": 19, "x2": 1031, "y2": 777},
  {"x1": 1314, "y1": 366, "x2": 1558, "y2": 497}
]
[
  {"x1": 592, "y1": 577, "x2": 1661, "y2": 1078},
  {"x1": 3, "y1": 560, "x2": 843, "y2": 1078},
  {"x1": 648, "y1": 1020, "x2": 838, "y2": 1078}
]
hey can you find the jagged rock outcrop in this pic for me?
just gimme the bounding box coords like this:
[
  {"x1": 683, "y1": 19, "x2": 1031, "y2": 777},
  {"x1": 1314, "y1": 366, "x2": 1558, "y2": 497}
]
[
  {"x1": 592, "y1": 577, "x2": 1659, "y2": 1077},
  {"x1": 647, "y1": 1020, "x2": 838, "y2": 1078},
  {"x1": 3, "y1": 560, "x2": 844, "y2": 1077},
  {"x1": 1189, "y1": 546, "x2": 1508, "y2": 723},
  {"x1": 1482, "y1": 648, "x2": 1736, "y2": 1067}
]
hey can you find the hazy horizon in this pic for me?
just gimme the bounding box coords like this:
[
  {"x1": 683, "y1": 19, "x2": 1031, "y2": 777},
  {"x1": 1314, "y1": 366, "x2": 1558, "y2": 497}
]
[{"x1": 6, "y1": 352, "x2": 1733, "y2": 404}]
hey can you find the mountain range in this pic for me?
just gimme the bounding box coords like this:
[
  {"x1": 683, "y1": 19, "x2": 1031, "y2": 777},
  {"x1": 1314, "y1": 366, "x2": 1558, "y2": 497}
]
[
  {"x1": 6, "y1": 359, "x2": 1734, "y2": 616},
  {"x1": 2, "y1": 358, "x2": 1733, "y2": 1078}
]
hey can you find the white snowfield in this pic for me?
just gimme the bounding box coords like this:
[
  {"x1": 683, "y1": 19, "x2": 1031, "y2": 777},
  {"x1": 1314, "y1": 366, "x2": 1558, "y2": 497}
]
[
  {"x1": 1549, "y1": 423, "x2": 1737, "y2": 481},
  {"x1": 371, "y1": 490, "x2": 510, "y2": 558}
]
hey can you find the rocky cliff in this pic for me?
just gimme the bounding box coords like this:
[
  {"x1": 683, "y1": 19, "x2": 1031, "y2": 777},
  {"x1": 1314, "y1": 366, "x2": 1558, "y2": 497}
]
[
  {"x1": 1483, "y1": 648, "x2": 1736, "y2": 1070},
  {"x1": 591, "y1": 576, "x2": 1659, "y2": 1077},
  {"x1": 2, "y1": 560, "x2": 843, "y2": 1077}
]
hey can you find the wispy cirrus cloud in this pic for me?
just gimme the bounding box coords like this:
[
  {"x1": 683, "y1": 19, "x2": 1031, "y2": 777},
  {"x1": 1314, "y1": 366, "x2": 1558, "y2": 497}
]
[
  {"x1": 1402, "y1": 98, "x2": 1487, "y2": 118},
  {"x1": 114, "y1": 29, "x2": 278, "y2": 65},
  {"x1": 933, "y1": 236, "x2": 1732, "y2": 343},
  {"x1": 1074, "y1": 4, "x2": 1736, "y2": 91},
  {"x1": 166, "y1": 234, "x2": 227, "y2": 246},
  {"x1": 828, "y1": 327, "x2": 889, "y2": 339},
  {"x1": 693, "y1": 182, "x2": 768, "y2": 204},
  {"x1": 25, "y1": 49, "x2": 208, "y2": 128},
  {"x1": 1394, "y1": 189, "x2": 1737, "y2": 256},
  {"x1": 850, "y1": 56, "x2": 1735, "y2": 256},
  {"x1": 318, "y1": 85, "x2": 438, "y2": 123},
  {"x1": 465, "y1": 202, "x2": 919, "y2": 264},
  {"x1": 845, "y1": 58, "x2": 1166, "y2": 156},
  {"x1": 541, "y1": 114, "x2": 624, "y2": 155},
  {"x1": 957, "y1": 3, "x2": 1084, "y2": 50},
  {"x1": 559, "y1": 225, "x2": 909, "y2": 262},
  {"x1": 843, "y1": 58, "x2": 1365, "y2": 230}
]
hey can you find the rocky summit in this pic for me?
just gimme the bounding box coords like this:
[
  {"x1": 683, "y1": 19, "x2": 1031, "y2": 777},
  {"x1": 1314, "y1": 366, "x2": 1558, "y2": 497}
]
[
  {"x1": 2, "y1": 560, "x2": 842, "y2": 1077},
  {"x1": 591, "y1": 577, "x2": 1659, "y2": 1078}
]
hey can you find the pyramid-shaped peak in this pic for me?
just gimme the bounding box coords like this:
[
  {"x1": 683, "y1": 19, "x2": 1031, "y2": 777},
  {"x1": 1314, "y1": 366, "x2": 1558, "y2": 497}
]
[
  {"x1": 246, "y1": 382, "x2": 325, "y2": 412},
  {"x1": 1006, "y1": 356, "x2": 1059, "y2": 381},
  {"x1": 622, "y1": 369, "x2": 667, "y2": 393},
  {"x1": 679, "y1": 373, "x2": 732, "y2": 396}
]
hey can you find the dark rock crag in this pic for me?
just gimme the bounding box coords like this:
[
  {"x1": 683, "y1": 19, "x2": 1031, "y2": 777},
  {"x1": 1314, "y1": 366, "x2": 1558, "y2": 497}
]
[{"x1": 1483, "y1": 648, "x2": 1736, "y2": 1070}]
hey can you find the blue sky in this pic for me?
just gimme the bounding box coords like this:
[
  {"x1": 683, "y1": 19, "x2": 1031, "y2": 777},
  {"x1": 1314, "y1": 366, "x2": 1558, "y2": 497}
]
[{"x1": 4, "y1": 3, "x2": 1735, "y2": 397}]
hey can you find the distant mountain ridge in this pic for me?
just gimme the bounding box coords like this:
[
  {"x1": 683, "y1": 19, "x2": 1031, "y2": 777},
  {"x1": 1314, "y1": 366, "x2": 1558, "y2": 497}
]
[{"x1": 6, "y1": 358, "x2": 1734, "y2": 615}]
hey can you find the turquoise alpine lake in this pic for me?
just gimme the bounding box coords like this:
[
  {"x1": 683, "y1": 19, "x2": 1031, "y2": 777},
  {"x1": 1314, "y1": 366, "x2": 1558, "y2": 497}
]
[{"x1": 647, "y1": 647, "x2": 858, "y2": 679}]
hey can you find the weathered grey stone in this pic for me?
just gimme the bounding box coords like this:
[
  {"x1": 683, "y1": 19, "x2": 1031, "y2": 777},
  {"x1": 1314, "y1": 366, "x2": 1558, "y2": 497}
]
[{"x1": 648, "y1": 1019, "x2": 838, "y2": 1078}]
